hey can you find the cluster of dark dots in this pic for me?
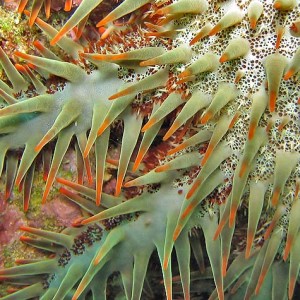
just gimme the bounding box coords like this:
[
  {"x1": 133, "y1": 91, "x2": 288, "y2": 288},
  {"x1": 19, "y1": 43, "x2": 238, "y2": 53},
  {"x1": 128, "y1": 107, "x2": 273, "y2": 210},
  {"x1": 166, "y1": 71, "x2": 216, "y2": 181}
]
[
  {"x1": 123, "y1": 185, "x2": 144, "y2": 199},
  {"x1": 146, "y1": 183, "x2": 161, "y2": 194},
  {"x1": 208, "y1": 183, "x2": 232, "y2": 205},
  {"x1": 70, "y1": 225, "x2": 103, "y2": 255},
  {"x1": 58, "y1": 249, "x2": 71, "y2": 267},
  {"x1": 102, "y1": 213, "x2": 136, "y2": 230},
  {"x1": 42, "y1": 274, "x2": 56, "y2": 290},
  {"x1": 102, "y1": 216, "x2": 124, "y2": 230}
]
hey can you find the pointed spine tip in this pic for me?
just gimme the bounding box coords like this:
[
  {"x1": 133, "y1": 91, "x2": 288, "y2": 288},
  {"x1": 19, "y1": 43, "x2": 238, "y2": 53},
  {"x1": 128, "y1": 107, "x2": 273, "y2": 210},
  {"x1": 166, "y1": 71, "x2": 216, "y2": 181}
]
[
  {"x1": 97, "y1": 120, "x2": 109, "y2": 136},
  {"x1": 271, "y1": 188, "x2": 280, "y2": 206},
  {"x1": 283, "y1": 241, "x2": 291, "y2": 261},
  {"x1": 173, "y1": 226, "x2": 181, "y2": 241},
  {"x1": 200, "y1": 111, "x2": 212, "y2": 124},
  {"x1": 142, "y1": 119, "x2": 155, "y2": 132},
  {"x1": 284, "y1": 69, "x2": 294, "y2": 80},
  {"x1": 250, "y1": 19, "x2": 257, "y2": 29},
  {"x1": 219, "y1": 54, "x2": 228, "y2": 63},
  {"x1": 209, "y1": 25, "x2": 220, "y2": 36}
]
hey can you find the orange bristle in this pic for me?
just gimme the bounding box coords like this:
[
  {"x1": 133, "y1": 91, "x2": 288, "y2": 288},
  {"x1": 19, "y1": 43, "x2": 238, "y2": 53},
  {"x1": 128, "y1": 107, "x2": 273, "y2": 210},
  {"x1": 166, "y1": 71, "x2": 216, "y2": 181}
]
[
  {"x1": 115, "y1": 171, "x2": 125, "y2": 196},
  {"x1": 109, "y1": 87, "x2": 133, "y2": 100},
  {"x1": 269, "y1": 90, "x2": 277, "y2": 112},
  {"x1": 209, "y1": 24, "x2": 221, "y2": 36},
  {"x1": 283, "y1": 237, "x2": 292, "y2": 261},
  {"x1": 167, "y1": 143, "x2": 186, "y2": 155},
  {"x1": 72, "y1": 278, "x2": 88, "y2": 300},
  {"x1": 84, "y1": 156, "x2": 93, "y2": 186},
  {"x1": 33, "y1": 40, "x2": 44, "y2": 51},
  {"x1": 51, "y1": 27, "x2": 70, "y2": 46},
  {"x1": 96, "y1": 174, "x2": 103, "y2": 206},
  {"x1": 29, "y1": 6, "x2": 40, "y2": 27},
  {"x1": 44, "y1": 0, "x2": 51, "y2": 19},
  {"x1": 296, "y1": 180, "x2": 299, "y2": 198},
  {"x1": 289, "y1": 276, "x2": 297, "y2": 300},
  {"x1": 250, "y1": 19, "x2": 257, "y2": 29},
  {"x1": 273, "y1": 2, "x2": 281, "y2": 9},
  {"x1": 264, "y1": 221, "x2": 276, "y2": 240},
  {"x1": 255, "y1": 272, "x2": 266, "y2": 295},
  {"x1": 83, "y1": 142, "x2": 92, "y2": 158},
  {"x1": 173, "y1": 225, "x2": 182, "y2": 241},
  {"x1": 123, "y1": 180, "x2": 133, "y2": 188},
  {"x1": 18, "y1": 0, "x2": 28, "y2": 13},
  {"x1": 140, "y1": 59, "x2": 156, "y2": 67},
  {"x1": 106, "y1": 158, "x2": 118, "y2": 166},
  {"x1": 222, "y1": 254, "x2": 228, "y2": 277},
  {"x1": 96, "y1": 13, "x2": 116, "y2": 27},
  {"x1": 19, "y1": 225, "x2": 32, "y2": 232},
  {"x1": 239, "y1": 161, "x2": 248, "y2": 178},
  {"x1": 176, "y1": 75, "x2": 194, "y2": 84},
  {"x1": 14, "y1": 51, "x2": 30, "y2": 60},
  {"x1": 229, "y1": 205, "x2": 237, "y2": 227},
  {"x1": 163, "y1": 121, "x2": 179, "y2": 141},
  {"x1": 110, "y1": 53, "x2": 129, "y2": 61},
  {"x1": 278, "y1": 117, "x2": 290, "y2": 132},
  {"x1": 216, "y1": 281, "x2": 224, "y2": 300},
  {"x1": 201, "y1": 145, "x2": 213, "y2": 166},
  {"x1": 24, "y1": 195, "x2": 30, "y2": 212},
  {"x1": 190, "y1": 32, "x2": 205, "y2": 45},
  {"x1": 142, "y1": 119, "x2": 156, "y2": 132},
  {"x1": 132, "y1": 147, "x2": 146, "y2": 172},
  {"x1": 276, "y1": 32, "x2": 284, "y2": 49},
  {"x1": 178, "y1": 69, "x2": 192, "y2": 79},
  {"x1": 18, "y1": 179, "x2": 24, "y2": 192},
  {"x1": 219, "y1": 54, "x2": 228, "y2": 63},
  {"x1": 214, "y1": 218, "x2": 227, "y2": 240},
  {"x1": 284, "y1": 69, "x2": 295, "y2": 80},
  {"x1": 35, "y1": 133, "x2": 52, "y2": 152},
  {"x1": 89, "y1": 54, "x2": 107, "y2": 61},
  {"x1": 186, "y1": 180, "x2": 201, "y2": 200},
  {"x1": 42, "y1": 182, "x2": 51, "y2": 204},
  {"x1": 200, "y1": 111, "x2": 212, "y2": 124},
  {"x1": 166, "y1": 286, "x2": 172, "y2": 300},
  {"x1": 14, "y1": 64, "x2": 26, "y2": 73},
  {"x1": 81, "y1": 215, "x2": 96, "y2": 225},
  {"x1": 64, "y1": 0, "x2": 72, "y2": 11},
  {"x1": 181, "y1": 203, "x2": 196, "y2": 220},
  {"x1": 23, "y1": 9, "x2": 30, "y2": 16},
  {"x1": 98, "y1": 26, "x2": 107, "y2": 35},
  {"x1": 245, "y1": 232, "x2": 254, "y2": 259},
  {"x1": 271, "y1": 187, "x2": 280, "y2": 206},
  {"x1": 97, "y1": 119, "x2": 110, "y2": 136},
  {"x1": 163, "y1": 258, "x2": 168, "y2": 270},
  {"x1": 155, "y1": 165, "x2": 169, "y2": 172},
  {"x1": 229, "y1": 112, "x2": 240, "y2": 129},
  {"x1": 248, "y1": 122, "x2": 256, "y2": 140},
  {"x1": 19, "y1": 236, "x2": 31, "y2": 242},
  {"x1": 5, "y1": 190, "x2": 11, "y2": 202}
]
